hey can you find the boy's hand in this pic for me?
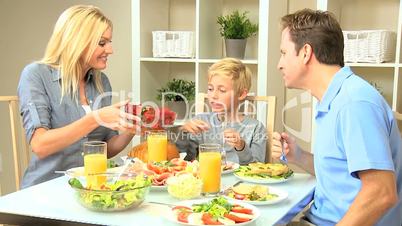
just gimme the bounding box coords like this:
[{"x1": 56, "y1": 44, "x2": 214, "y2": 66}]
[
  {"x1": 180, "y1": 119, "x2": 210, "y2": 134},
  {"x1": 223, "y1": 128, "x2": 245, "y2": 150}
]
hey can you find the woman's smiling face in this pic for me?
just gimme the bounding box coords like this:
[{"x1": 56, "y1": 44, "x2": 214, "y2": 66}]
[{"x1": 87, "y1": 27, "x2": 113, "y2": 70}]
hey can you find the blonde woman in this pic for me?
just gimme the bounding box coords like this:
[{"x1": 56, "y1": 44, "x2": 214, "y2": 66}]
[{"x1": 17, "y1": 5, "x2": 137, "y2": 188}]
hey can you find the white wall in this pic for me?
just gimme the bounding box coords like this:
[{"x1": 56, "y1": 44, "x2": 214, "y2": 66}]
[{"x1": 0, "y1": 0, "x2": 132, "y2": 194}]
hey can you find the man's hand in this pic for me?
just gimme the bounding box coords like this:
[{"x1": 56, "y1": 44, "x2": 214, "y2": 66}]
[
  {"x1": 272, "y1": 132, "x2": 298, "y2": 162},
  {"x1": 272, "y1": 132, "x2": 314, "y2": 175}
]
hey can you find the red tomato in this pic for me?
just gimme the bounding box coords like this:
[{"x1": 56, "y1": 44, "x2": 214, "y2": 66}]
[
  {"x1": 231, "y1": 207, "x2": 253, "y2": 215},
  {"x1": 201, "y1": 213, "x2": 223, "y2": 225},
  {"x1": 177, "y1": 211, "x2": 190, "y2": 223},
  {"x1": 170, "y1": 158, "x2": 187, "y2": 167},
  {"x1": 147, "y1": 163, "x2": 168, "y2": 174},
  {"x1": 156, "y1": 172, "x2": 172, "y2": 181},
  {"x1": 147, "y1": 163, "x2": 160, "y2": 174},
  {"x1": 223, "y1": 213, "x2": 251, "y2": 223},
  {"x1": 99, "y1": 184, "x2": 109, "y2": 190},
  {"x1": 234, "y1": 193, "x2": 246, "y2": 200}
]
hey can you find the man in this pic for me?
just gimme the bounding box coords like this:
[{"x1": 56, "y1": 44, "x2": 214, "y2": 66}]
[{"x1": 273, "y1": 8, "x2": 402, "y2": 226}]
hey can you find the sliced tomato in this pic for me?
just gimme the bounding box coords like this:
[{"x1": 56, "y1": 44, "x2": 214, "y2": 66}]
[
  {"x1": 231, "y1": 207, "x2": 253, "y2": 215},
  {"x1": 223, "y1": 213, "x2": 251, "y2": 223},
  {"x1": 160, "y1": 167, "x2": 170, "y2": 173},
  {"x1": 147, "y1": 163, "x2": 160, "y2": 174},
  {"x1": 156, "y1": 172, "x2": 172, "y2": 181},
  {"x1": 147, "y1": 163, "x2": 168, "y2": 174},
  {"x1": 170, "y1": 158, "x2": 187, "y2": 167},
  {"x1": 234, "y1": 193, "x2": 246, "y2": 200},
  {"x1": 201, "y1": 213, "x2": 223, "y2": 225},
  {"x1": 177, "y1": 211, "x2": 190, "y2": 223}
]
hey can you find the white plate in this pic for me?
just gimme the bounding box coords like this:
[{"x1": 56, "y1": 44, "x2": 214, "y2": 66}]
[
  {"x1": 223, "y1": 186, "x2": 288, "y2": 205},
  {"x1": 222, "y1": 162, "x2": 240, "y2": 175},
  {"x1": 166, "y1": 198, "x2": 260, "y2": 226},
  {"x1": 65, "y1": 166, "x2": 124, "y2": 178},
  {"x1": 151, "y1": 185, "x2": 167, "y2": 191},
  {"x1": 233, "y1": 172, "x2": 293, "y2": 184}
]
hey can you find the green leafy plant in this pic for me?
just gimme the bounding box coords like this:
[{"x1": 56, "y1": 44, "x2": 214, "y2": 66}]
[
  {"x1": 156, "y1": 79, "x2": 195, "y2": 102},
  {"x1": 217, "y1": 10, "x2": 258, "y2": 39}
]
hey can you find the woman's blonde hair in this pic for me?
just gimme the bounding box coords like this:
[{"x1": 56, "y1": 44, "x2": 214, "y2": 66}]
[
  {"x1": 40, "y1": 5, "x2": 113, "y2": 101},
  {"x1": 207, "y1": 58, "x2": 252, "y2": 95}
]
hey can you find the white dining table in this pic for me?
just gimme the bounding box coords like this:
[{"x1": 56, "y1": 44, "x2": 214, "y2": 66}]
[{"x1": 0, "y1": 173, "x2": 316, "y2": 226}]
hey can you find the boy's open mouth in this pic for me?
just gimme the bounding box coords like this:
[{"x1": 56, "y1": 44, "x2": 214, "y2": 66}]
[{"x1": 210, "y1": 101, "x2": 225, "y2": 109}]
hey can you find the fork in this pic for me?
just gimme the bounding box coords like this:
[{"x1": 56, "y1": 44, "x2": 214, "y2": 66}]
[
  {"x1": 219, "y1": 180, "x2": 243, "y2": 195},
  {"x1": 279, "y1": 138, "x2": 288, "y2": 165}
]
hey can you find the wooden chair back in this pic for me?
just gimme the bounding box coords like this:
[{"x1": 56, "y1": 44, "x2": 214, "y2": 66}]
[
  {"x1": 394, "y1": 111, "x2": 402, "y2": 135},
  {"x1": 196, "y1": 93, "x2": 276, "y2": 162},
  {"x1": 0, "y1": 96, "x2": 29, "y2": 191}
]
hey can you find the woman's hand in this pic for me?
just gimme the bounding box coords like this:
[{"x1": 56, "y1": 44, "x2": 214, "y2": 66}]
[
  {"x1": 180, "y1": 119, "x2": 210, "y2": 134},
  {"x1": 271, "y1": 132, "x2": 298, "y2": 162},
  {"x1": 223, "y1": 128, "x2": 245, "y2": 150},
  {"x1": 93, "y1": 100, "x2": 141, "y2": 134}
]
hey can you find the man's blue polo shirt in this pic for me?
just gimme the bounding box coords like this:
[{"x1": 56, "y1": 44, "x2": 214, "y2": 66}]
[{"x1": 306, "y1": 67, "x2": 402, "y2": 226}]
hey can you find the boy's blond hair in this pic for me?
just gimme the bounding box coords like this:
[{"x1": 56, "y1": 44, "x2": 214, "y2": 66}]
[
  {"x1": 40, "y1": 5, "x2": 113, "y2": 101},
  {"x1": 207, "y1": 58, "x2": 252, "y2": 95}
]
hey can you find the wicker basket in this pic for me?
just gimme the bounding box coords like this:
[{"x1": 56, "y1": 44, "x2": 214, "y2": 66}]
[
  {"x1": 343, "y1": 30, "x2": 396, "y2": 63},
  {"x1": 152, "y1": 31, "x2": 194, "y2": 58}
]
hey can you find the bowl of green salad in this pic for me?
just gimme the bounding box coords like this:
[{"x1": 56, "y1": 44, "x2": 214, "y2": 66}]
[{"x1": 68, "y1": 172, "x2": 151, "y2": 212}]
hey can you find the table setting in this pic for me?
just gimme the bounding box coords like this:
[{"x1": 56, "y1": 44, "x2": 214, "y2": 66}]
[
  {"x1": 0, "y1": 104, "x2": 316, "y2": 225},
  {"x1": 53, "y1": 139, "x2": 310, "y2": 226},
  {"x1": 0, "y1": 162, "x2": 315, "y2": 225}
]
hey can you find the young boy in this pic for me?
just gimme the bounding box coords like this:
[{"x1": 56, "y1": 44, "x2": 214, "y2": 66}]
[{"x1": 176, "y1": 58, "x2": 267, "y2": 165}]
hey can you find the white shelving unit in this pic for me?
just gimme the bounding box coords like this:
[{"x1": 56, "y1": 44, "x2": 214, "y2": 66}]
[
  {"x1": 131, "y1": 0, "x2": 288, "y2": 139},
  {"x1": 318, "y1": 0, "x2": 402, "y2": 111},
  {"x1": 131, "y1": 0, "x2": 402, "y2": 148}
]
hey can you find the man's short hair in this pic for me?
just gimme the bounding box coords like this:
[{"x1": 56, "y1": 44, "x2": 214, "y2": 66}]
[{"x1": 281, "y1": 8, "x2": 344, "y2": 67}]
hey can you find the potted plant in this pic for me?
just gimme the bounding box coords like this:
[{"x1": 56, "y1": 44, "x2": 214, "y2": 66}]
[
  {"x1": 156, "y1": 78, "x2": 195, "y2": 119},
  {"x1": 217, "y1": 10, "x2": 258, "y2": 59}
]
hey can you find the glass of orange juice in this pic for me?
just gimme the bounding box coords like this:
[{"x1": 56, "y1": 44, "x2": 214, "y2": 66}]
[
  {"x1": 83, "y1": 141, "x2": 107, "y2": 189},
  {"x1": 199, "y1": 143, "x2": 222, "y2": 196},
  {"x1": 146, "y1": 130, "x2": 167, "y2": 163}
]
